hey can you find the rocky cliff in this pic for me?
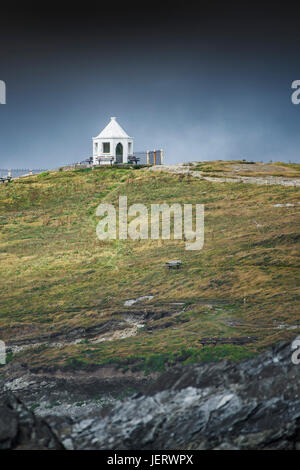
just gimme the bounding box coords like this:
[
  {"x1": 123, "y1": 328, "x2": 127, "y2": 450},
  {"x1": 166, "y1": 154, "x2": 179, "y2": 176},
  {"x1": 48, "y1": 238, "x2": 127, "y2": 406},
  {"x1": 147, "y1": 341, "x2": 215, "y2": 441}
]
[{"x1": 1, "y1": 339, "x2": 299, "y2": 450}]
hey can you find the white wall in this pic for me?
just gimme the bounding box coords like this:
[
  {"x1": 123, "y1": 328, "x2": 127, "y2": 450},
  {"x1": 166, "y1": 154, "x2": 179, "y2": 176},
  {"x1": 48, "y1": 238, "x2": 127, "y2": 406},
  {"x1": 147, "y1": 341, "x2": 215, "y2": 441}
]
[{"x1": 92, "y1": 137, "x2": 133, "y2": 164}]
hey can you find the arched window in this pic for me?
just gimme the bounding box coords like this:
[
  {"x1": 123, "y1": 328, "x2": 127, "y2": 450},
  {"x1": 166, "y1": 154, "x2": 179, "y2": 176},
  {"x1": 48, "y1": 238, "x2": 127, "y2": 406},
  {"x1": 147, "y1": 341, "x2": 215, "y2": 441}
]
[{"x1": 116, "y1": 143, "x2": 123, "y2": 163}]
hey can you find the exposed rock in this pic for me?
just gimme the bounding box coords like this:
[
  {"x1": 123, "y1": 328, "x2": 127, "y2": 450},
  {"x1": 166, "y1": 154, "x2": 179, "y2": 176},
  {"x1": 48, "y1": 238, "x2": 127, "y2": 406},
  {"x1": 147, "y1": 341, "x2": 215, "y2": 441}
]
[
  {"x1": 0, "y1": 391, "x2": 63, "y2": 449},
  {"x1": 1, "y1": 339, "x2": 300, "y2": 449},
  {"x1": 47, "y1": 339, "x2": 300, "y2": 449},
  {"x1": 273, "y1": 203, "x2": 300, "y2": 207},
  {"x1": 1, "y1": 367, "x2": 154, "y2": 420},
  {"x1": 148, "y1": 164, "x2": 300, "y2": 186},
  {"x1": 124, "y1": 296, "x2": 154, "y2": 307}
]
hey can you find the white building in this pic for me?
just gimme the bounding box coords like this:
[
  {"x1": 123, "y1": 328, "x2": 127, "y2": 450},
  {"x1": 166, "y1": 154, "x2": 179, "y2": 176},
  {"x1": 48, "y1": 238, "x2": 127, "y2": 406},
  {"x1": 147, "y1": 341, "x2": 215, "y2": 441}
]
[{"x1": 92, "y1": 117, "x2": 133, "y2": 165}]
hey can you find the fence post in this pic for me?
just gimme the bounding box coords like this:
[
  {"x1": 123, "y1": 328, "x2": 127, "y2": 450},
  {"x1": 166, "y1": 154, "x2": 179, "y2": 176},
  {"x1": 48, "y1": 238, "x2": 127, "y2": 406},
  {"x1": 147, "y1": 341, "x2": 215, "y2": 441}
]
[
  {"x1": 154, "y1": 149, "x2": 156, "y2": 165},
  {"x1": 161, "y1": 149, "x2": 163, "y2": 165},
  {"x1": 147, "y1": 150, "x2": 149, "y2": 165}
]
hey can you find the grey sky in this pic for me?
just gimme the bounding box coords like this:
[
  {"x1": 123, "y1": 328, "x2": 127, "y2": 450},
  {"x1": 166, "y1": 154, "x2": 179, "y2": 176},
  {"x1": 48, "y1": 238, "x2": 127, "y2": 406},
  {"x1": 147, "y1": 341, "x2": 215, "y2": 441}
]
[{"x1": 0, "y1": 3, "x2": 300, "y2": 168}]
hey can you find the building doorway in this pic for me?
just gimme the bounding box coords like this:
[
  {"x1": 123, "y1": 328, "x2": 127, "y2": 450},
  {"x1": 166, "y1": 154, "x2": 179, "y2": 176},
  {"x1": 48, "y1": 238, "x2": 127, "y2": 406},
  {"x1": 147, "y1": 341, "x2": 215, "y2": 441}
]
[{"x1": 115, "y1": 143, "x2": 123, "y2": 163}]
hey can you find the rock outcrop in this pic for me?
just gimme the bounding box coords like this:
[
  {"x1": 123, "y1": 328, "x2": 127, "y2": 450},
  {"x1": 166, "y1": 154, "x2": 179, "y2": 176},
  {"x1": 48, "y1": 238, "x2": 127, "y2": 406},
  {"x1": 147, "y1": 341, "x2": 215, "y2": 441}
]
[
  {"x1": 1, "y1": 339, "x2": 300, "y2": 449},
  {"x1": 0, "y1": 392, "x2": 63, "y2": 449},
  {"x1": 49, "y1": 339, "x2": 300, "y2": 449}
]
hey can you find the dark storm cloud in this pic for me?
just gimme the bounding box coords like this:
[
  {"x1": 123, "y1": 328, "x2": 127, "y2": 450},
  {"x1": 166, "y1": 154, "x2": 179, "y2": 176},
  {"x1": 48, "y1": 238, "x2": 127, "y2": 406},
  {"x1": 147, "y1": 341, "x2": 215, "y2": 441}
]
[{"x1": 1, "y1": 2, "x2": 300, "y2": 167}]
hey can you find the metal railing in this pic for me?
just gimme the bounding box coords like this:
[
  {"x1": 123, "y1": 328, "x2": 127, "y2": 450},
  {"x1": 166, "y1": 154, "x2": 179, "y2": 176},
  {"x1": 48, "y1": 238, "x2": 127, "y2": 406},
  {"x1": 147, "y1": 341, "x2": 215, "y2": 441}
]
[
  {"x1": 0, "y1": 168, "x2": 47, "y2": 178},
  {"x1": 128, "y1": 150, "x2": 163, "y2": 165},
  {"x1": 0, "y1": 149, "x2": 164, "y2": 179},
  {"x1": 90, "y1": 149, "x2": 164, "y2": 166}
]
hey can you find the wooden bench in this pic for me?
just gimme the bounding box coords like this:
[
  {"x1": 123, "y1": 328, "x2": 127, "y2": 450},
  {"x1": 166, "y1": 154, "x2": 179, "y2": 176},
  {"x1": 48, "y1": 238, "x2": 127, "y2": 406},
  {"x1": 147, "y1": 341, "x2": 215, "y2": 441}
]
[
  {"x1": 0, "y1": 176, "x2": 11, "y2": 183},
  {"x1": 128, "y1": 156, "x2": 140, "y2": 164},
  {"x1": 166, "y1": 260, "x2": 182, "y2": 269}
]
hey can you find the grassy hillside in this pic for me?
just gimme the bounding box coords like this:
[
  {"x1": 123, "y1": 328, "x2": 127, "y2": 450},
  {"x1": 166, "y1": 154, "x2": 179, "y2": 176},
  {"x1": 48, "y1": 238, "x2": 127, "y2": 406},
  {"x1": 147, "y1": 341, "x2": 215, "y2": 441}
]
[{"x1": 0, "y1": 163, "x2": 299, "y2": 373}]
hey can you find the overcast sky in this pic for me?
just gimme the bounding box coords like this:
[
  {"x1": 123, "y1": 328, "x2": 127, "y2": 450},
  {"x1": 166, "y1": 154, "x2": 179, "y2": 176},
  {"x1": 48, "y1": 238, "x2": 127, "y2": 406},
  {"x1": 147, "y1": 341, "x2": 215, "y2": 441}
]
[{"x1": 1, "y1": 2, "x2": 300, "y2": 168}]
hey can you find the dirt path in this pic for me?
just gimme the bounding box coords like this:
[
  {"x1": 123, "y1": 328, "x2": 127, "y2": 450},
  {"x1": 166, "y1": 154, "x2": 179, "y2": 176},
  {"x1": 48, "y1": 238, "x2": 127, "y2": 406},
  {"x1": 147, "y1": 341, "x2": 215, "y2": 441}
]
[{"x1": 5, "y1": 300, "x2": 178, "y2": 354}]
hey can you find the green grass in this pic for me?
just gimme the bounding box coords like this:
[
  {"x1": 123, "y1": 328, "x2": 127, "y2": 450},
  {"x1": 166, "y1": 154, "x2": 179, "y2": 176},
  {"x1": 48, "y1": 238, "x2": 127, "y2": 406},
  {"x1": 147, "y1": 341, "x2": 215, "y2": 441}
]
[{"x1": 0, "y1": 163, "x2": 299, "y2": 372}]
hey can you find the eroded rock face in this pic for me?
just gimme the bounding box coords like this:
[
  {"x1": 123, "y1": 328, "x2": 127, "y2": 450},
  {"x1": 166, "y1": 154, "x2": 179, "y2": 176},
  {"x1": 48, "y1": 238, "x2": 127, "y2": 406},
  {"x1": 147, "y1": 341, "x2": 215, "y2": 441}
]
[
  {"x1": 47, "y1": 340, "x2": 300, "y2": 450},
  {"x1": 1, "y1": 339, "x2": 300, "y2": 450},
  {"x1": 0, "y1": 392, "x2": 63, "y2": 449}
]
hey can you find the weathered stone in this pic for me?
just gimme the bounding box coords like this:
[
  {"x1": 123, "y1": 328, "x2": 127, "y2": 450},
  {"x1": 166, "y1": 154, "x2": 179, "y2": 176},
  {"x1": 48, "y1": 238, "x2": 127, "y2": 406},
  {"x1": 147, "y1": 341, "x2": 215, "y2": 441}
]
[
  {"x1": 1, "y1": 339, "x2": 300, "y2": 450},
  {"x1": 0, "y1": 392, "x2": 63, "y2": 449},
  {"x1": 52, "y1": 339, "x2": 300, "y2": 450}
]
